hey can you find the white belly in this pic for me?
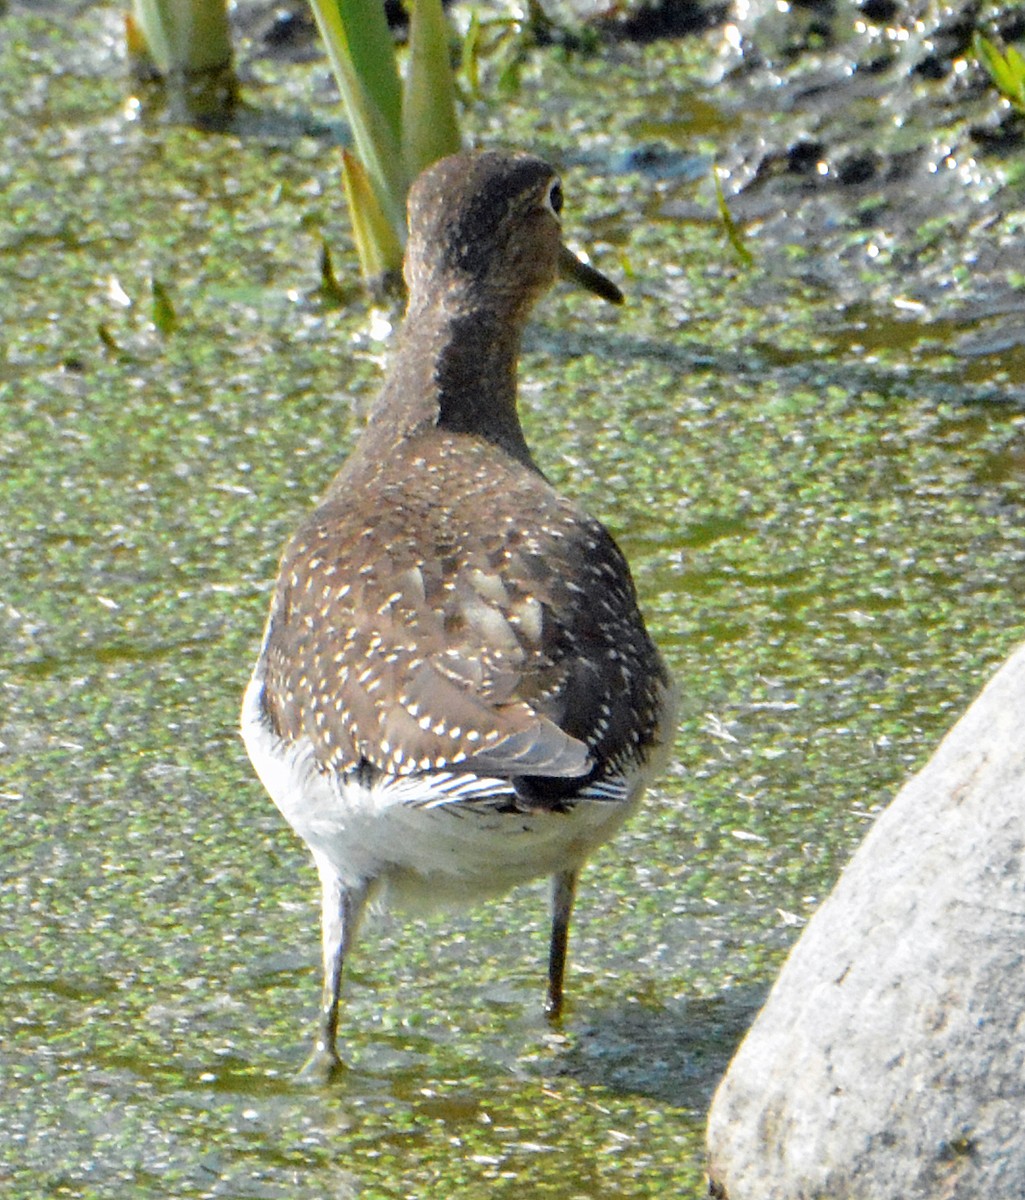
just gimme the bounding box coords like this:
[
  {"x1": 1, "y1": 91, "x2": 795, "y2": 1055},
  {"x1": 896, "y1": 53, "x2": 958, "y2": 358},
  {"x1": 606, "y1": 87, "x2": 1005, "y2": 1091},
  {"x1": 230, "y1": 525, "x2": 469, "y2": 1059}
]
[{"x1": 241, "y1": 675, "x2": 642, "y2": 910}]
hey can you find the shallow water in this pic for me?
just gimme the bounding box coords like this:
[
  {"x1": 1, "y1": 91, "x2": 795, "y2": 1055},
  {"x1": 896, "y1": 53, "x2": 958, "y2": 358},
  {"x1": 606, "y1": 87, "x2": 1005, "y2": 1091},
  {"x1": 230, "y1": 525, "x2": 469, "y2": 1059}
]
[{"x1": 3, "y1": 4, "x2": 1025, "y2": 1197}]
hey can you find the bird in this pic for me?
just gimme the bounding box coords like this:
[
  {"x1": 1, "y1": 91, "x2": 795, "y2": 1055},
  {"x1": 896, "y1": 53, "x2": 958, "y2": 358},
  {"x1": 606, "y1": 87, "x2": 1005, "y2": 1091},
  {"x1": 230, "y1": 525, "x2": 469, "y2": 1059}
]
[{"x1": 241, "y1": 149, "x2": 676, "y2": 1079}]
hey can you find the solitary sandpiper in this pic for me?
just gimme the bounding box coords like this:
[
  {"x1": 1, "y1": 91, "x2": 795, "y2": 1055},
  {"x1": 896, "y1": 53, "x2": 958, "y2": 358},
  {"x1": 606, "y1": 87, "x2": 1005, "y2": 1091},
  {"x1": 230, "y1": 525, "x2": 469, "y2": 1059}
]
[{"x1": 242, "y1": 150, "x2": 675, "y2": 1077}]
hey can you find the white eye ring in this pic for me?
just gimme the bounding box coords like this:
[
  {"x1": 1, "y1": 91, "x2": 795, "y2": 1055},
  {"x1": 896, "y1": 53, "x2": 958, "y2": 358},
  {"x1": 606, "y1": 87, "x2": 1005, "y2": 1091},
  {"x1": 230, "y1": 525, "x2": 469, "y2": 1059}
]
[{"x1": 544, "y1": 177, "x2": 564, "y2": 218}]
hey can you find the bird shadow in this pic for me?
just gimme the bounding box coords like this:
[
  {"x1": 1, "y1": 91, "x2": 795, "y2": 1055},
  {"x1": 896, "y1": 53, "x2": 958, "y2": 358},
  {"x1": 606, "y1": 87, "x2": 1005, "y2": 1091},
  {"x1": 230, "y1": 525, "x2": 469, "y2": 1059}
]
[{"x1": 542, "y1": 985, "x2": 768, "y2": 1111}]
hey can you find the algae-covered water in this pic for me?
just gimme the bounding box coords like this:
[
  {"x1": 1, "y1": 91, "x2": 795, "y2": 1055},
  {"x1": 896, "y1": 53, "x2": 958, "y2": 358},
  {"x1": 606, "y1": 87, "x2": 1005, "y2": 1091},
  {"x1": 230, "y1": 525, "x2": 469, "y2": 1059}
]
[{"x1": 3, "y1": 3, "x2": 1025, "y2": 1197}]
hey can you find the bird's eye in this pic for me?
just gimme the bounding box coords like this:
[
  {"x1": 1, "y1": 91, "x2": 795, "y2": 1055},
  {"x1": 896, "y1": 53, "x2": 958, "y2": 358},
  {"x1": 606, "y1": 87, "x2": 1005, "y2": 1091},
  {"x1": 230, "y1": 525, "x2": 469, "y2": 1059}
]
[{"x1": 545, "y1": 178, "x2": 564, "y2": 217}]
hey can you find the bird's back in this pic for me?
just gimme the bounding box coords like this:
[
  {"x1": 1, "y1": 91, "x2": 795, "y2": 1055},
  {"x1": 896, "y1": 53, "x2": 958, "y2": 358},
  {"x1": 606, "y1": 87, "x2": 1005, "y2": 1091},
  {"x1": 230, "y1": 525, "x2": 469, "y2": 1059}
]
[{"x1": 257, "y1": 423, "x2": 673, "y2": 816}]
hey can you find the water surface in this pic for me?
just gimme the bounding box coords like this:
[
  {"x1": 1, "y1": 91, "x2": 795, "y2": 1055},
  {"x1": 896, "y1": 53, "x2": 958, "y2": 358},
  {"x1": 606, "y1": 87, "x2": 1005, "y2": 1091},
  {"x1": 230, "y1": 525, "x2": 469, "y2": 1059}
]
[{"x1": 3, "y1": 4, "x2": 1025, "y2": 1197}]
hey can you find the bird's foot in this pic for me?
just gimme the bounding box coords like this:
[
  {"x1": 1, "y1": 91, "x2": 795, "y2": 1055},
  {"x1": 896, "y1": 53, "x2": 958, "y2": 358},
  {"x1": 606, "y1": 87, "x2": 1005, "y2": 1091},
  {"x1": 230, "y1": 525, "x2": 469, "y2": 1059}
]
[
  {"x1": 543, "y1": 992, "x2": 564, "y2": 1024},
  {"x1": 297, "y1": 1040, "x2": 344, "y2": 1084}
]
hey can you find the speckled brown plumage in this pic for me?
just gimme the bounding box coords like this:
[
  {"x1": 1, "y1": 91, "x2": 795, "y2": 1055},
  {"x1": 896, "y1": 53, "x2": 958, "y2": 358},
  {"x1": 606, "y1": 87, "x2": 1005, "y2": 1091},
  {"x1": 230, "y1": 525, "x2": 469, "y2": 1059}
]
[
  {"x1": 261, "y1": 427, "x2": 668, "y2": 806},
  {"x1": 241, "y1": 149, "x2": 675, "y2": 1077}
]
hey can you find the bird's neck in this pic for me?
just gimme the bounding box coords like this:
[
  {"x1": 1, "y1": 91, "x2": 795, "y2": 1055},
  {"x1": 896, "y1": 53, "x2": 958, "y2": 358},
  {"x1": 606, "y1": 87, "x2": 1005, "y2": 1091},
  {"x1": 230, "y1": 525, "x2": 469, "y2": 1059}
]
[{"x1": 366, "y1": 291, "x2": 537, "y2": 469}]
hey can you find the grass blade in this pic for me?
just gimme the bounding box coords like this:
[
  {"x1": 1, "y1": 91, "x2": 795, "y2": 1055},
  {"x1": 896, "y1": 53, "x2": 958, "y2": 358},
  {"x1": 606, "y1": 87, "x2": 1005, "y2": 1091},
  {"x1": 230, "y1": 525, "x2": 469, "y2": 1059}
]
[
  {"x1": 342, "y1": 148, "x2": 405, "y2": 288},
  {"x1": 461, "y1": 12, "x2": 482, "y2": 98},
  {"x1": 321, "y1": 0, "x2": 402, "y2": 141},
  {"x1": 974, "y1": 33, "x2": 1025, "y2": 112},
  {"x1": 714, "y1": 166, "x2": 754, "y2": 267},
  {"x1": 151, "y1": 278, "x2": 179, "y2": 335},
  {"x1": 1005, "y1": 44, "x2": 1025, "y2": 95},
  {"x1": 307, "y1": 0, "x2": 408, "y2": 231},
  {"x1": 131, "y1": 0, "x2": 232, "y2": 74},
  {"x1": 402, "y1": 0, "x2": 462, "y2": 179}
]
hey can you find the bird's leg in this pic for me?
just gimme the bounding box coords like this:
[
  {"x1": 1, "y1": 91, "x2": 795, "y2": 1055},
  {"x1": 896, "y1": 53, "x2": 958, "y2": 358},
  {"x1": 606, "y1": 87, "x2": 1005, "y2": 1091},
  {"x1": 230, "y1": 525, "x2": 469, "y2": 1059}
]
[
  {"x1": 299, "y1": 858, "x2": 369, "y2": 1081},
  {"x1": 544, "y1": 868, "x2": 578, "y2": 1020}
]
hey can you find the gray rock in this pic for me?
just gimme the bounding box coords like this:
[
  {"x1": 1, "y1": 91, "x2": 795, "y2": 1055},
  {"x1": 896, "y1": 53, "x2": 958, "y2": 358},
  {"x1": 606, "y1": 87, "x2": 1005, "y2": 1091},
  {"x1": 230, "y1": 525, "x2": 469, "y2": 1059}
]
[{"x1": 706, "y1": 641, "x2": 1025, "y2": 1200}]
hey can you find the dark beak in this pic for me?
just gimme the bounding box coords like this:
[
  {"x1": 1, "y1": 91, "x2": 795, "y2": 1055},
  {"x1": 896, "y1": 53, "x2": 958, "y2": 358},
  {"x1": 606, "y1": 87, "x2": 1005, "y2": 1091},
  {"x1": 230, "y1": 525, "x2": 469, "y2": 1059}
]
[{"x1": 558, "y1": 244, "x2": 624, "y2": 305}]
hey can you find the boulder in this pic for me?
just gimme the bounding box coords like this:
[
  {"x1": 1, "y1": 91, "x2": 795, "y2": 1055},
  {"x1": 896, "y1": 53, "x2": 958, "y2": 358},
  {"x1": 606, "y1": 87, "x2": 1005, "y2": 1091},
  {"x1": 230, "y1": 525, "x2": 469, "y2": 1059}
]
[{"x1": 706, "y1": 641, "x2": 1025, "y2": 1200}]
